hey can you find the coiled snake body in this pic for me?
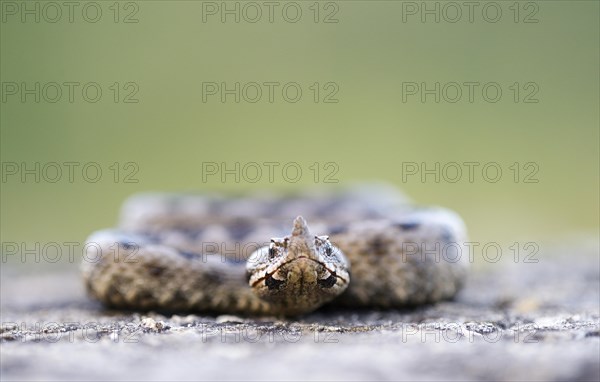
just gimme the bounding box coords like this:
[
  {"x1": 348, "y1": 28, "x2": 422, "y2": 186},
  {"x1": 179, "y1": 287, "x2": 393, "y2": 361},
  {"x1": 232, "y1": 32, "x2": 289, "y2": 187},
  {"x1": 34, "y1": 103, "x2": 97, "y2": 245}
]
[{"x1": 82, "y1": 184, "x2": 469, "y2": 316}]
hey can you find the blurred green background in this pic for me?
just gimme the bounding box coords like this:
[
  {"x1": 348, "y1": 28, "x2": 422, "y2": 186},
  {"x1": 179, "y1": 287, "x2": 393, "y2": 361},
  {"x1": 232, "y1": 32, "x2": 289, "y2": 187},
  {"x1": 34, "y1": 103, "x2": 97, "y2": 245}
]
[{"x1": 1, "y1": 1, "x2": 598, "y2": 257}]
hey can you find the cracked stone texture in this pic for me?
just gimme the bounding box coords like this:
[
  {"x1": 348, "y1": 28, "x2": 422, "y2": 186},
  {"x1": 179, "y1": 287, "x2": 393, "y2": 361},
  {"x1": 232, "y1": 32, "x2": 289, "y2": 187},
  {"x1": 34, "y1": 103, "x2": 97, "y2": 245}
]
[{"x1": 1, "y1": 243, "x2": 599, "y2": 381}]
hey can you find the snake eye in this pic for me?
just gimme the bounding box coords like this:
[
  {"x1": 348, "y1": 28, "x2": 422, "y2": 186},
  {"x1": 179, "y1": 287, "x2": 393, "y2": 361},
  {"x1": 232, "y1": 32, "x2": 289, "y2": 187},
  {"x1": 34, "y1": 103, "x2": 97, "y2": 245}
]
[
  {"x1": 325, "y1": 245, "x2": 332, "y2": 256},
  {"x1": 317, "y1": 272, "x2": 336, "y2": 288},
  {"x1": 265, "y1": 274, "x2": 285, "y2": 290},
  {"x1": 268, "y1": 246, "x2": 277, "y2": 259}
]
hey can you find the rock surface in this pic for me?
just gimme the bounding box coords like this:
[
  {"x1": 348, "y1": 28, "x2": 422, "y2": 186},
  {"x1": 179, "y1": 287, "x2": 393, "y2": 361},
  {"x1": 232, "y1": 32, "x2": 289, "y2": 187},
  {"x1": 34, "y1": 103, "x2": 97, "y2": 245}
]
[{"x1": 1, "y1": 246, "x2": 599, "y2": 381}]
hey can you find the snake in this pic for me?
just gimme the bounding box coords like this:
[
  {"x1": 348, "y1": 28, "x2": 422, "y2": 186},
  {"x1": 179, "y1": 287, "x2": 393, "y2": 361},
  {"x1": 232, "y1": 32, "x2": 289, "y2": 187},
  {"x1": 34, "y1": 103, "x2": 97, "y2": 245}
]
[{"x1": 81, "y1": 183, "x2": 469, "y2": 316}]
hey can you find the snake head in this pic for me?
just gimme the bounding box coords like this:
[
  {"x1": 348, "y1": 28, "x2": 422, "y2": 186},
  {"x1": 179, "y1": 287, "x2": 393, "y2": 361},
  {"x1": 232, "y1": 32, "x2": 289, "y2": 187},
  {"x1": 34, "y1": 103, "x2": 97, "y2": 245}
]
[{"x1": 246, "y1": 216, "x2": 350, "y2": 315}]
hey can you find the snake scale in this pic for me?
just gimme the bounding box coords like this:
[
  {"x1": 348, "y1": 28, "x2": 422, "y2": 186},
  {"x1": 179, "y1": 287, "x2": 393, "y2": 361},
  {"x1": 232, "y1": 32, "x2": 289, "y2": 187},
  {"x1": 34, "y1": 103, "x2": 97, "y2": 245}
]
[{"x1": 81, "y1": 184, "x2": 469, "y2": 316}]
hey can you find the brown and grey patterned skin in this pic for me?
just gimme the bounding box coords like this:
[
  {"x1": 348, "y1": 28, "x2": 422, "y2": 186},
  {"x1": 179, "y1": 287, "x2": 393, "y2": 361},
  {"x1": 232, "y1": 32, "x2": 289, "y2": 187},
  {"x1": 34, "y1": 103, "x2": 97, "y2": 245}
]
[{"x1": 81, "y1": 184, "x2": 469, "y2": 316}]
